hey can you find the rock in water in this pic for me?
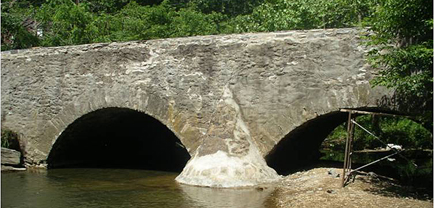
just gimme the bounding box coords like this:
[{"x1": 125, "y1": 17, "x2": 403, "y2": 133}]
[{"x1": 1, "y1": 147, "x2": 21, "y2": 166}]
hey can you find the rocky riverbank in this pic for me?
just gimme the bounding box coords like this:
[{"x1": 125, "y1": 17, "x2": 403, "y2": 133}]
[{"x1": 273, "y1": 167, "x2": 432, "y2": 208}]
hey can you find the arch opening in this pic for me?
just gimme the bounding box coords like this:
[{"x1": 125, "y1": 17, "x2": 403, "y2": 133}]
[
  {"x1": 47, "y1": 107, "x2": 190, "y2": 172},
  {"x1": 266, "y1": 108, "x2": 432, "y2": 181},
  {"x1": 265, "y1": 111, "x2": 348, "y2": 175}
]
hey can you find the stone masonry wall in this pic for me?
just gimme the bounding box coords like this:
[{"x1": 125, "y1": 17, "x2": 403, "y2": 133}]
[{"x1": 1, "y1": 28, "x2": 390, "y2": 187}]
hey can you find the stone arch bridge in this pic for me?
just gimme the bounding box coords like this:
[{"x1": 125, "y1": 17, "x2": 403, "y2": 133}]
[{"x1": 1, "y1": 28, "x2": 391, "y2": 187}]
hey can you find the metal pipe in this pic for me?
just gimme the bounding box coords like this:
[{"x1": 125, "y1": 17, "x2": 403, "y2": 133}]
[
  {"x1": 350, "y1": 152, "x2": 399, "y2": 173},
  {"x1": 341, "y1": 112, "x2": 353, "y2": 187},
  {"x1": 351, "y1": 119, "x2": 417, "y2": 167}
]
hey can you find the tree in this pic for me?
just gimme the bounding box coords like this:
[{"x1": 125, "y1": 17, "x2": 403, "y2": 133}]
[
  {"x1": 36, "y1": 0, "x2": 97, "y2": 46},
  {"x1": 79, "y1": 0, "x2": 163, "y2": 14},
  {"x1": 170, "y1": 8, "x2": 224, "y2": 37},
  {"x1": 229, "y1": 0, "x2": 374, "y2": 33},
  {"x1": 367, "y1": 0, "x2": 433, "y2": 129},
  {"x1": 1, "y1": 0, "x2": 40, "y2": 50}
]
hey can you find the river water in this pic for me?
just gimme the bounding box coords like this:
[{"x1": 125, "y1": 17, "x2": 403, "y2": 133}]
[{"x1": 2, "y1": 169, "x2": 277, "y2": 208}]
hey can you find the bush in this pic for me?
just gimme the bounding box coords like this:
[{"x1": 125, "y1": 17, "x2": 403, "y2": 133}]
[
  {"x1": 325, "y1": 115, "x2": 432, "y2": 151},
  {"x1": 1, "y1": 129, "x2": 21, "y2": 151},
  {"x1": 322, "y1": 115, "x2": 433, "y2": 185}
]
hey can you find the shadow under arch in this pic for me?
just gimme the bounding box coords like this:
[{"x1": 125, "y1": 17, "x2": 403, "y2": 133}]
[
  {"x1": 265, "y1": 111, "x2": 348, "y2": 175},
  {"x1": 47, "y1": 107, "x2": 190, "y2": 172},
  {"x1": 265, "y1": 108, "x2": 406, "y2": 175}
]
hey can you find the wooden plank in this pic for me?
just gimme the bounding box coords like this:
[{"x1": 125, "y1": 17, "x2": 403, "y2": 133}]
[
  {"x1": 354, "y1": 149, "x2": 393, "y2": 153},
  {"x1": 339, "y1": 109, "x2": 412, "y2": 118},
  {"x1": 342, "y1": 112, "x2": 354, "y2": 188},
  {"x1": 354, "y1": 148, "x2": 433, "y2": 153}
]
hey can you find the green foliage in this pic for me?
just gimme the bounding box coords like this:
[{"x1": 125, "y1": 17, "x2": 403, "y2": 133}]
[
  {"x1": 28, "y1": 0, "x2": 230, "y2": 46},
  {"x1": 367, "y1": 0, "x2": 432, "y2": 45},
  {"x1": 379, "y1": 117, "x2": 433, "y2": 149},
  {"x1": 323, "y1": 115, "x2": 432, "y2": 184},
  {"x1": 230, "y1": 0, "x2": 374, "y2": 33},
  {"x1": 326, "y1": 115, "x2": 432, "y2": 150},
  {"x1": 80, "y1": 0, "x2": 131, "y2": 13},
  {"x1": 36, "y1": 0, "x2": 97, "y2": 46},
  {"x1": 3, "y1": 0, "x2": 376, "y2": 50},
  {"x1": 367, "y1": 0, "x2": 433, "y2": 124},
  {"x1": 1, "y1": 0, "x2": 40, "y2": 50},
  {"x1": 110, "y1": 1, "x2": 175, "y2": 40},
  {"x1": 326, "y1": 124, "x2": 347, "y2": 143},
  {"x1": 187, "y1": 0, "x2": 264, "y2": 16},
  {"x1": 170, "y1": 8, "x2": 221, "y2": 37},
  {"x1": 369, "y1": 43, "x2": 433, "y2": 119},
  {"x1": 1, "y1": 129, "x2": 20, "y2": 151}
]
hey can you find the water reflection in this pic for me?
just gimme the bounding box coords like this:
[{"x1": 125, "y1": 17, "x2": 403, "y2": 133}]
[
  {"x1": 179, "y1": 184, "x2": 277, "y2": 208},
  {"x1": 2, "y1": 169, "x2": 278, "y2": 208}
]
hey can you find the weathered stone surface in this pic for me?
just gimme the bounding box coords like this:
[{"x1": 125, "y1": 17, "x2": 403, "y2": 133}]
[
  {"x1": 1, "y1": 147, "x2": 21, "y2": 166},
  {"x1": 176, "y1": 85, "x2": 280, "y2": 187},
  {"x1": 1, "y1": 28, "x2": 392, "y2": 187}
]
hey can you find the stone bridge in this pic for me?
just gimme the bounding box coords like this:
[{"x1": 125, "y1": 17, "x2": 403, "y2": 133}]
[{"x1": 1, "y1": 28, "x2": 391, "y2": 187}]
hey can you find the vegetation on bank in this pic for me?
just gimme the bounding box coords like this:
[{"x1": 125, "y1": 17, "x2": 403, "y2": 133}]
[
  {"x1": 322, "y1": 115, "x2": 432, "y2": 188},
  {"x1": 1, "y1": 129, "x2": 21, "y2": 151},
  {"x1": 1, "y1": 0, "x2": 370, "y2": 49},
  {"x1": 326, "y1": 116, "x2": 432, "y2": 151}
]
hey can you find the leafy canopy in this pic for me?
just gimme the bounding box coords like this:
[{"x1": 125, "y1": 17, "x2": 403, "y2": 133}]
[{"x1": 366, "y1": 0, "x2": 433, "y2": 127}]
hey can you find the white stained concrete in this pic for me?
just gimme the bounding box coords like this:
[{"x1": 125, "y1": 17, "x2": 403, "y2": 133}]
[{"x1": 175, "y1": 149, "x2": 281, "y2": 188}]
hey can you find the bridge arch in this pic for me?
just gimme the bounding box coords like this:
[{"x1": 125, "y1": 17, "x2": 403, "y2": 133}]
[
  {"x1": 1, "y1": 28, "x2": 399, "y2": 187},
  {"x1": 47, "y1": 107, "x2": 190, "y2": 172},
  {"x1": 265, "y1": 108, "x2": 398, "y2": 175},
  {"x1": 21, "y1": 85, "x2": 201, "y2": 165}
]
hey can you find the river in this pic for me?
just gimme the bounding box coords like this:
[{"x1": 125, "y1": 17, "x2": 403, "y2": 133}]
[{"x1": 1, "y1": 168, "x2": 278, "y2": 208}]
